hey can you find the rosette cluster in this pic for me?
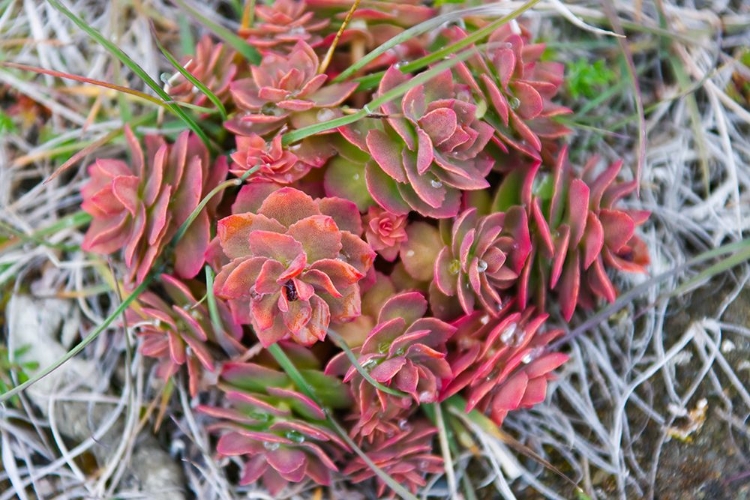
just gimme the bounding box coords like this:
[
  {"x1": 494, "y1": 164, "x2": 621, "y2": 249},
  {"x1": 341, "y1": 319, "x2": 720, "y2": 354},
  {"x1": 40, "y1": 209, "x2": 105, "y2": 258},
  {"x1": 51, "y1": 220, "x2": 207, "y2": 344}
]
[{"x1": 74, "y1": 4, "x2": 651, "y2": 497}]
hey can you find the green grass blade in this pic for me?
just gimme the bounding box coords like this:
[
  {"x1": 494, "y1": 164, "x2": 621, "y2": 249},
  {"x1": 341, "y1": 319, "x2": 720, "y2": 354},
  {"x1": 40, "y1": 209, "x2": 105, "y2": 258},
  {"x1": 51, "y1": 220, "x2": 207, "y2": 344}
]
[
  {"x1": 326, "y1": 329, "x2": 408, "y2": 398},
  {"x1": 47, "y1": 0, "x2": 212, "y2": 149},
  {"x1": 671, "y1": 245, "x2": 750, "y2": 297},
  {"x1": 434, "y1": 403, "x2": 458, "y2": 498},
  {"x1": 267, "y1": 343, "x2": 419, "y2": 500},
  {"x1": 172, "y1": 0, "x2": 261, "y2": 65},
  {"x1": 0, "y1": 276, "x2": 153, "y2": 403},
  {"x1": 152, "y1": 24, "x2": 228, "y2": 120}
]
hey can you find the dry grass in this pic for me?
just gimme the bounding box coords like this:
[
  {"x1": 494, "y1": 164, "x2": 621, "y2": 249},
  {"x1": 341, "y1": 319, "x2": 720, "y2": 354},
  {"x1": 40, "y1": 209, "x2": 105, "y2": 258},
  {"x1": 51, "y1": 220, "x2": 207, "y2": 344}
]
[{"x1": 1, "y1": 1, "x2": 749, "y2": 499}]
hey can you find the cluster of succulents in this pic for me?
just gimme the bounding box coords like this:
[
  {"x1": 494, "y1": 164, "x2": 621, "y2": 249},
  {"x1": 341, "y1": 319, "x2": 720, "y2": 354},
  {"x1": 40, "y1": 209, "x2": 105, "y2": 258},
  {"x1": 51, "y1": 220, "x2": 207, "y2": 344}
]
[{"x1": 77, "y1": 1, "x2": 649, "y2": 496}]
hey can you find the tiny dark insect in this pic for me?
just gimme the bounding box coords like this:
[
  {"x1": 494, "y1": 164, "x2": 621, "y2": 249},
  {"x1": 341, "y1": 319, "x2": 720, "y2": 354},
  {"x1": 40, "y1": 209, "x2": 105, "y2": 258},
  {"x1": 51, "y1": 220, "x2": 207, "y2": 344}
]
[{"x1": 283, "y1": 279, "x2": 298, "y2": 302}]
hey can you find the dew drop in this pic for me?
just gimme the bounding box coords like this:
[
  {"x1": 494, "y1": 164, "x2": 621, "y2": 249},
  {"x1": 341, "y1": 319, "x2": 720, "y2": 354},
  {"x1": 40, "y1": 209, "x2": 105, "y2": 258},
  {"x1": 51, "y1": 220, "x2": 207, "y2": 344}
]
[
  {"x1": 398, "y1": 419, "x2": 411, "y2": 431},
  {"x1": 508, "y1": 96, "x2": 521, "y2": 110},
  {"x1": 249, "y1": 411, "x2": 271, "y2": 422},
  {"x1": 263, "y1": 441, "x2": 280, "y2": 451},
  {"x1": 294, "y1": 163, "x2": 307, "y2": 171},
  {"x1": 353, "y1": 173, "x2": 360, "y2": 181},
  {"x1": 430, "y1": 180, "x2": 443, "y2": 188},
  {"x1": 289, "y1": 26, "x2": 307, "y2": 36},
  {"x1": 153, "y1": 319, "x2": 162, "y2": 328},
  {"x1": 406, "y1": 250, "x2": 415, "y2": 258},
  {"x1": 395, "y1": 347, "x2": 405, "y2": 356},
  {"x1": 289, "y1": 143, "x2": 302, "y2": 151},
  {"x1": 418, "y1": 390, "x2": 434, "y2": 403},
  {"x1": 477, "y1": 259, "x2": 488, "y2": 273},
  {"x1": 361, "y1": 358, "x2": 378, "y2": 372},
  {"x1": 500, "y1": 323, "x2": 518, "y2": 344},
  {"x1": 285, "y1": 430, "x2": 306, "y2": 443},
  {"x1": 316, "y1": 108, "x2": 336, "y2": 122},
  {"x1": 160, "y1": 72, "x2": 171, "y2": 84},
  {"x1": 480, "y1": 315, "x2": 490, "y2": 325},
  {"x1": 505, "y1": 42, "x2": 514, "y2": 49},
  {"x1": 522, "y1": 347, "x2": 543, "y2": 364},
  {"x1": 378, "y1": 342, "x2": 390, "y2": 354}
]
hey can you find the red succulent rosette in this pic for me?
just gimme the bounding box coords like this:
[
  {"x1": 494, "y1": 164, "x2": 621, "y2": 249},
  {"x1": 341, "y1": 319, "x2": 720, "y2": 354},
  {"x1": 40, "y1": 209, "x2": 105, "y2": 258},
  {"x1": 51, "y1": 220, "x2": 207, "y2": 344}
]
[
  {"x1": 434, "y1": 206, "x2": 532, "y2": 317},
  {"x1": 362, "y1": 206, "x2": 408, "y2": 262},
  {"x1": 80, "y1": 126, "x2": 228, "y2": 284},
  {"x1": 228, "y1": 41, "x2": 358, "y2": 136},
  {"x1": 508, "y1": 146, "x2": 650, "y2": 320},
  {"x1": 126, "y1": 274, "x2": 242, "y2": 396},
  {"x1": 343, "y1": 67, "x2": 495, "y2": 219},
  {"x1": 230, "y1": 133, "x2": 310, "y2": 184},
  {"x1": 447, "y1": 23, "x2": 572, "y2": 158},
  {"x1": 326, "y1": 292, "x2": 455, "y2": 439},
  {"x1": 168, "y1": 34, "x2": 238, "y2": 107},
  {"x1": 198, "y1": 361, "x2": 352, "y2": 495},
  {"x1": 343, "y1": 420, "x2": 443, "y2": 498},
  {"x1": 441, "y1": 307, "x2": 568, "y2": 425},
  {"x1": 213, "y1": 186, "x2": 375, "y2": 347},
  {"x1": 240, "y1": 0, "x2": 329, "y2": 52}
]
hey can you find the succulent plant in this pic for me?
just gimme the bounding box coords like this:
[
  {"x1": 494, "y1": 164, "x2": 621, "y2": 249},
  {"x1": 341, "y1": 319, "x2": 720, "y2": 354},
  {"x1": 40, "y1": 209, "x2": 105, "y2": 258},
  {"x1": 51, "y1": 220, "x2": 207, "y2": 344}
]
[
  {"x1": 363, "y1": 206, "x2": 408, "y2": 262},
  {"x1": 127, "y1": 274, "x2": 243, "y2": 396},
  {"x1": 80, "y1": 126, "x2": 228, "y2": 284},
  {"x1": 307, "y1": 0, "x2": 436, "y2": 28},
  {"x1": 343, "y1": 66, "x2": 495, "y2": 218},
  {"x1": 198, "y1": 360, "x2": 352, "y2": 494},
  {"x1": 446, "y1": 24, "x2": 571, "y2": 158},
  {"x1": 230, "y1": 133, "x2": 309, "y2": 184},
  {"x1": 343, "y1": 420, "x2": 443, "y2": 497},
  {"x1": 213, "y1": 186, "x2": 375, "y2": 347},
  {"x1": 227, "y1": 41, "x2": 358, "y2": 136},
  {"x1": 240, "y1": 0, "x2": 329, "y2": 52},
  {"x1": 168, "y1": 34, "x2": 238, "y2": 107},
  {"x1": 434, "y1": 206, "x2": 532, "y2": 317},
  {"x1": 441, "y1": 307, "x2": 568, "y2": 425},
  {"x1": 507, "y1": 147, "x2": 650, "y2": 320},
  {"x1": 326, "y1": 292, "x2": 455, "y2": 439}
]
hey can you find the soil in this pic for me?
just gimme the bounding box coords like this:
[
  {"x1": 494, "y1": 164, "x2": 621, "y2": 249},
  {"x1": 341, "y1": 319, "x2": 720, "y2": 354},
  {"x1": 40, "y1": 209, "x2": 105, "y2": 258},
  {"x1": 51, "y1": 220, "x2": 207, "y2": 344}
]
[{"x1": 508, "y1": 278, "x2": 750, "y2": 500}]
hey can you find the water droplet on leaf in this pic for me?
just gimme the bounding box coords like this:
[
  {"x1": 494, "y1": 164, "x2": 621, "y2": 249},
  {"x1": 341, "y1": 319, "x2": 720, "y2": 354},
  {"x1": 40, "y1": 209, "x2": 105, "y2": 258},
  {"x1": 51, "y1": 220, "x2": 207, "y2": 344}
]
[
  {"x1": 263, "y1": 441, "x2": 280, "y2": 451},
  {"x1": 500, "y1": 323, "x2": 518, "y2": 344},
  {"x1": 430, "y1": 180, "x2": 443, "y2": 188},
  {"x1": 361, "y1": 358, "x2": 377, "y2": 372},
  {"x1": 285, "y1": 430, "x2": 306, "y2": 443},
  {"x1": 398, "y1": 419, "x2": 411, "y2": 431},
  {"x1": 406, "y1": 250, "x2": 415, "y2": 257},
  {"x1": 508, "y1": 96, "x2": 521, "y2": 109},
  {"x1": 418, "y1": 390, "x2": 434, "y2": 403},
  {"x1": 477, "y1": 259, "x2": 488, "y2": 272},
  {"x1": 522, "y1": 347, "x2": 543, "y2": 364}
]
